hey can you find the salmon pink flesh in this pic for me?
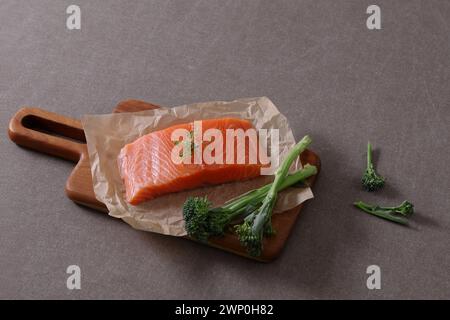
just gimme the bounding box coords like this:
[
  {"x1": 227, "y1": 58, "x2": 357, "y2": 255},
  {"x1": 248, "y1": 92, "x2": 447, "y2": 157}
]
[{"x1": 117, "y1": 118, "x2": 280, "y2": 205}]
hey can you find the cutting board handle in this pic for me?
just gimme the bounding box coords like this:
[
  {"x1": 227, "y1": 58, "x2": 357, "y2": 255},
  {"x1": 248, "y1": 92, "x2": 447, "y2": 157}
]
[{"x1": 8, "y1": 107, "x2": 85, "y2": 162}]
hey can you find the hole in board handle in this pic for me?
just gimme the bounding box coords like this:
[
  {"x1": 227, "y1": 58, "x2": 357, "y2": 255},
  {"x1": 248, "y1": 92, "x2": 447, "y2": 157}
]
[{"x1": 21, "y1": 115, "x2": 86, "y2": 144}]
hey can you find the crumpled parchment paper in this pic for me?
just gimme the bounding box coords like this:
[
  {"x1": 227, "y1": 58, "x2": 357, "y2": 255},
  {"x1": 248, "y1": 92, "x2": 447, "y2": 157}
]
[{"x1": 81, "y1": 97, "x2": 313, "y2": 236}]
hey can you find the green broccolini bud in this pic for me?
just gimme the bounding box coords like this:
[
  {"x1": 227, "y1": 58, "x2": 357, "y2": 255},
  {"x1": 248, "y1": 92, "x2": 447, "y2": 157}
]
[
  {"x1": 235, "y1": 220, "x2": 262, "y2": 257},
  {"x1": 182, "y1": 197, "x2": 211, "y2": 242},
  {"x1": 362, "y1": 142, "x2": 385, "y2": 191},
  {"x1": 384, "y1": 200, "x2": 414, "y2": 216}
]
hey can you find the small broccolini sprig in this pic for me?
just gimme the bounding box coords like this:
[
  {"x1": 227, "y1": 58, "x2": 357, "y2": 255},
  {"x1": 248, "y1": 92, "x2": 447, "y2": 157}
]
[
  {"x1": 362, "y1": 142, "x2": 385, "y2": 191},
  {"x1": 353, "y1": 200, "x2": 414, "y2": 225}
]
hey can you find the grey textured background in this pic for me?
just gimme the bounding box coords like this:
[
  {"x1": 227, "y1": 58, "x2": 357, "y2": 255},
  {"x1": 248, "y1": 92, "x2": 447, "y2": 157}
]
[{"x1": 1, "y1": 0, "x2": 449, "y2": 299}]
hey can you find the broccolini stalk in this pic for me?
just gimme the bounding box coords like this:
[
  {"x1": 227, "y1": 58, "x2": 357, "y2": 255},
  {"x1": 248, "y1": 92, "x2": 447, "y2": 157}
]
[
  {"x1": 362, "y1": 142, "x2": 385, "y2": 191},
  {"x1": 354, "y1": 200, "x2": 414, "y2": 224},
  {"x1": 235, "y1": 135, "x2": 312, "y2": 256},
  {"x1": 223, "y1": 164, "x2": 317, "y2": 213},
  {"x1": 183, "y1": 164, "x2": 317, "y2": 242}
]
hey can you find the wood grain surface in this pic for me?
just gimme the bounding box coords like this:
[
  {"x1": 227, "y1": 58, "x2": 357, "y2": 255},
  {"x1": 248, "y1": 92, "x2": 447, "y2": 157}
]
[{"x1": 8, "y1": 100, "x2": 320, "y2": 262}]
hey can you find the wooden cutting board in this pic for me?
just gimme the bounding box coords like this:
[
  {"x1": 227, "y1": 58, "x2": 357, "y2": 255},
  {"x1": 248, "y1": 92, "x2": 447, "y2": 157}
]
[{"x1": 8, "y1": 99, "x2": 320, "y2": 262}]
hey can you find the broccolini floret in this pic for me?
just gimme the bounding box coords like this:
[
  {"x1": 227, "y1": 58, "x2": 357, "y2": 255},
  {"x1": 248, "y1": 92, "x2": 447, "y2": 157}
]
[{"x1": 362, "y1": 142, "x2": 385, "y2": 191}]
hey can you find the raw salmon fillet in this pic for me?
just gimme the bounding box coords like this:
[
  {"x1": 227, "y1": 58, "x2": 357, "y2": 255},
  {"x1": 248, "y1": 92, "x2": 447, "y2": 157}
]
[{"x1": 118, "y1": 118, "x2": 263, "y2": 205}]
